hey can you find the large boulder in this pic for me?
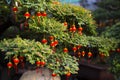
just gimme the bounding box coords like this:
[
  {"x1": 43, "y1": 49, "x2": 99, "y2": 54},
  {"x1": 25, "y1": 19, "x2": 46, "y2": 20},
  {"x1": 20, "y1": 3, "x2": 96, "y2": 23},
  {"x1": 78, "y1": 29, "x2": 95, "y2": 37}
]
[{"x1": 19, "y1": 68, "x2": 61, "y2": 80}]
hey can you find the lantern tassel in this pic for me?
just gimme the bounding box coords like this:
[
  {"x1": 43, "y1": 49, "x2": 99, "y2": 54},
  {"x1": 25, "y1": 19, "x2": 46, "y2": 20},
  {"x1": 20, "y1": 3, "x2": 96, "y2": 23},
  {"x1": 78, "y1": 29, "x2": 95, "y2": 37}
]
[
  {"x1": 7, "y1": 69, "x2": 10, "y2": 76},
  {"x1": 66, "y1": 76, "x2": 69, "y2": 80}
]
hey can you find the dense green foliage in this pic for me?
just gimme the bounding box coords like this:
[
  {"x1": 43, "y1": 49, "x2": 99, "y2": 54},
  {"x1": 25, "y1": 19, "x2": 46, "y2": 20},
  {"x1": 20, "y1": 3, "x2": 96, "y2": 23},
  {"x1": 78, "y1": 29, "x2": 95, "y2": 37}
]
[{"x1": 93, "y1": 0, "x2": 120, "y2": 22}]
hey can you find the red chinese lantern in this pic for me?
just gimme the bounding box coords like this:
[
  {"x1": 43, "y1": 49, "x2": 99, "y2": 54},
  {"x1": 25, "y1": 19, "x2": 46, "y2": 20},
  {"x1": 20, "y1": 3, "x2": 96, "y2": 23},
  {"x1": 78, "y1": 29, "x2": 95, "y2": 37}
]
[
  {"x1": 52, "y1": 73, "x2": 57, "y2": 77},
  {"x1": 88, "y1": 52, "x2": 92, "y2": 58},
  {"x1": 49, "y1": 36, "x2": 54, "y2": 41},
  {"x1": 78, "y1": 26, "x2": 83, "y2": 32},
  {"x1": 36, "y1": 12, "x2": 41, "y2": 17},
  {"x1": 40, "y1": 61, "x2": 45, "y2": 67},
  {"x1": 36, "y1": 61, "x2": 41, "y2": 67},
  {"x1": 64, "y1": 22, "x2": 67, "y2": 26},
  {"x1": 24, "y1": 12, "x2": 30, "y2": 19},
  {"x1": 72, "y1": 46, "x2": 77, "y2": 52},
  {"x1": 69, "y1": 27, "x2": 73, "y2": 32},
  {"x1": 13, "y1": 58, "x2": 19, "y2": 65},
  {"x1": 7, "y1": 62, "x2": 13, "y2": 76},
  {"x1": 50, "y1": 41, "x2": 55, "y2": 48},
  {"x1": 63, "y1": 48, "x2": 68, "y2": 53},
  {"x1": 12, "y1": 7, "x2": 18, "y2": 13},
  {"x1": 66, "y1": 72, "x2": 71, "y2": 80},
  {"x1": 7, "y1": 62, "x2": 13, "y2": 69},
  {"x1": 81, "y1": 51, "x2": 85, "y2": 57},
  {"x1": 72, "y1": 25, "x2": 76, "y2": 32},
  {"x1": 54, "y1": 40, "x2": 58, "y2": 46},
  {"x1": 52, "y1": 73, "x2": 57, "y2": 80},
  {"x1": 41, "y1": 38, "x2": 47, "y2": 44},
  {"x1": 41, "y1": 12, "x2": 47, "y2": 17},
  {"x1": 78, "y1": 52, "x2": 81, "y2": 57}
]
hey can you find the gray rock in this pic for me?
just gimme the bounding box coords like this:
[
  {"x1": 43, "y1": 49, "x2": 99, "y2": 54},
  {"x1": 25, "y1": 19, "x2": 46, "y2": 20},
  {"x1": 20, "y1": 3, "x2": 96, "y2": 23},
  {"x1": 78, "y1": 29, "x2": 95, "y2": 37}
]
[{"x1": 19, "y1": 68, "x2": 60, "y2": 80}]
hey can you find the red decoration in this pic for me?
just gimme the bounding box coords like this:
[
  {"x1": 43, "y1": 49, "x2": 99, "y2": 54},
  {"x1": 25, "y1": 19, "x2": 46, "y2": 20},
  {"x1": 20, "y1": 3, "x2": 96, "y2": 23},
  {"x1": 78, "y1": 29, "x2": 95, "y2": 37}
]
[
  {"x1": 7, "y1": 62, "x2": 13, "y2": 69},
  {"x1": 64, "y1": 22, "x2": 68, "y2": 27},
  {"x1": 24, "y1": 12, "x2": 30, "y2": 19},
  {"x1": 49, "y1": 36, "x2": 54, "y2": 41},
  {"x1": 50, "y1": 41, "x2": 55, "y2": 47},
  {"x1": 71, "y1": 25, "x2": 76, "y2": 32},
  {"x1": 66, "y1": 72, "x2": 71, "y2": 80},
  {"x1": 78, "y1": 52, "x2": 81, "y2": 57},
  {"x1": 52, "y1": 73, "x2": 57, "y2": 77},
  {"x1": 12, "y1": 7, "x2": 18, "y2": 13},
  {"x1": 40, "y1": 61, "x2": 45, "y2": 67},
  {"x1": 36, "y1": 12, "x2": 41, "y2": 17},
  {"x1": 13, "y1": 58, "x2": 19, "y2": 65},
  {"x1": 54, "y1": 40, "x2": 58, "y2": 46},
  {"x1": 72, "y1": 46, "x2": 77, "y2": 52},
  {"x1": 36, "y1": 61, "x2": 41, "y2": 67},
  {"x1": 69, "y1": 27, "x2": 73, "y2": 32},
  {"x1": 63, "y1": 48, "x2": 68, "y2": 53},
  {"x1": 77, "y1": 45, "x2": 81, "y2": 49},
  {"x1": 66, "y1": 72, "x2": 71, "y2": 77},
  {"x1": 41, "y1": 12, "x2": 47, "y2": 17},
  {"x1": 88, "y1": 52, "x2": 92, "y2": 58},
  {"x1": 81, "y1": 51, "x2": 85, "y2": 57},
  {"x1": 78, "y1": 26, "x2": 83, "y2": 32},
  {"x1": 41, "y1": 38, "x2": 47, "y2": 44}
]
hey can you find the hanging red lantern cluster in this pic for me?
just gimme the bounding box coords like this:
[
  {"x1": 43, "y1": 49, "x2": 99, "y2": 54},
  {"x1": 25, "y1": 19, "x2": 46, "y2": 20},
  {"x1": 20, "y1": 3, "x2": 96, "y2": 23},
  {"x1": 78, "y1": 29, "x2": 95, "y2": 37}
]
[
  {"x1": 36, "y1": 11, "x2": 47, "y2": 17},
  {"x1": 50, "y1": 40, "x2": 58, "y2": 48},
  {"x1": 50, "y1": 37, "x2": 58, "y2": 48},
  {"x1": 36, "y1": 60, "x2": 46, "y2": 67}
]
